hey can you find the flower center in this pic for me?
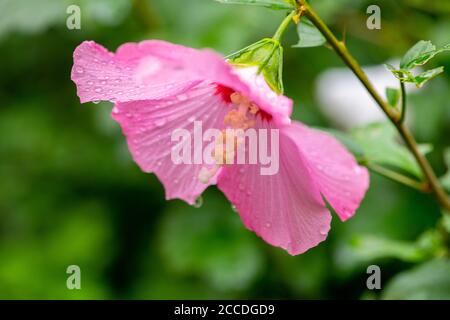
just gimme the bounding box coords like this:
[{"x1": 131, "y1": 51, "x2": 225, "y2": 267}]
[{"x1": 198, "y1": 90, "x2": 263, "y2": 184}]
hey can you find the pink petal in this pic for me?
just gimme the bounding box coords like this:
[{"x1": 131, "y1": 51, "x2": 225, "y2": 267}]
[
  {"x1": 71, "y1": 41, "x2": 200, "y2": 103},
  {"x1": 112, "y1": 84, "x2": 229, "y2": 205},
  {"x1": 135, "y1": 41, "x2": 293, "y2": 126},
  {"x1": 217, "y1": 120, "x2": 331, "y2": 255},
  {"x1": 283, "y1": 122, "x2": 369, "y2": 221},
  {"x1": 72, "y1": 40, "x2": 292, "y2": 125}
]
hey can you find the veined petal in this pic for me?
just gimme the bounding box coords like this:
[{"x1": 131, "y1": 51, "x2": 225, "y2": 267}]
[
  {"x1": 112, "y1": 84, "x2": 229, "y2": 205},
  {"x1": 283, "y1": 122, "x2": 370, "y2": 221},
  {"x1": 138, "y1": 41, "x2": 293, "y2": 126},
  {"x1": 71, "y1": 40, "x2": 199, "y2": 103},
  {"x1": 217, "y1": 120, "x2": 331, "y2": 255},
  {"x1": 72, "y1": 40, "x2": 292, "y2": 125}
]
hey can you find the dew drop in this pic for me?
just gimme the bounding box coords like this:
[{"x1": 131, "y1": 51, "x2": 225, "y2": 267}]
[
  {"x1": 188, "y1": 116, "x2": 196, "y2": 123},
  {"x1": 112, "y1": 107, "x2": 119, "y2": 114},
  {"x1": 265, "y1": 222, "x2": 271, "y2": 228},
  {"x1": 238, "y1": 184, "x2": 244, "y2": 191},
  {"x1": 87, "y1": 80, "x2": 94, "y2": 85},
  {"x1": 94, "y1": 87, "x2": 102, "y2": 93},
  {"x1": 319, "y1": 226, "x2": 329, "y2": 235},
  {"x1": 231, "y1": 205, "x2": 238, "y2": 213},
  {"x1": 154, "y1": 119, "x2": 167, "y2": 127},
  {"x1": 178, "y1": 94, "x2": 188, "y2": 101},
  {"x1": 193, "y1": 196, "x2": 203, "y2": 208},
  {"x1": 343, "y1": 208, "x2": 352, "y2": 218},
  {"x1": 75, "y1": 66, "x2": 84, "y2": 74},
  {"x1": 92, "y1": 100, "x2": 101, "y2": 105}
]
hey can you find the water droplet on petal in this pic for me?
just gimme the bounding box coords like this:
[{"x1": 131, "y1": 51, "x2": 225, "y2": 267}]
[
  {"x1": 92, "y1": 100, "x2": 101, "y2": 104},
  {"x1": 265, "y1": 222, "x2": 271, "y2": 228},
  {"x1": 238, "y1": 184, "x2": 244, "y2": 191},
  {"x1": 154, "y1": 119, "x2": 167, "y2": 128},
  {"x1": 188, "y1": 116, "x2": 196, "y2": 123},
  {"x1": 178, "y1": 94, "x2": 188, "y2": 101},
  {"x1": 94, "y1": 87, "x2": 102, "y2": 93},
  {"x1": 193, "y1": 196, "x2": 203, "y2": 208},
  {"x1": 112, "y1": 107, "x2": 119, "y2": 114},
  {"x1": 231, "y1": 205, "x2": 238, "y2": 213},
  {"x1": 87, "y1": 80, "x2": 94, "y2": 85},
  {"x1": 343, "y1": 208, "x2": 353, "y2": 218},
  {"x1": 75, "y1": 66, "x2": 84, "y2": 74},
  {"x1": 320, "y1": 226, "x2": 329, "y2": 235}
]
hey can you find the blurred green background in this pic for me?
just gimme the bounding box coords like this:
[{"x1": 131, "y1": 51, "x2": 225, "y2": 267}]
[{"x1": 0, "y1": 0, "x2": 450, "y2": 299}]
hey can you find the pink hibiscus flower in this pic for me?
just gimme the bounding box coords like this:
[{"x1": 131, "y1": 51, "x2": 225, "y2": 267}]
[{"x1": 71, "y1": 40, "x2": 369, "y2": 255}]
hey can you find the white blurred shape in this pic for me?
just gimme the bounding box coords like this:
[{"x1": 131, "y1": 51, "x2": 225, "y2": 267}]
[{"x1": 315, "y1": 60, "x2": 417, "y2": 129}]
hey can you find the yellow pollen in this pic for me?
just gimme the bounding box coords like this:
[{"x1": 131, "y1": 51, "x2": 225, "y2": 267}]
[{"x1": 198, "y1": 91, "x2": 260, "y2": 183}]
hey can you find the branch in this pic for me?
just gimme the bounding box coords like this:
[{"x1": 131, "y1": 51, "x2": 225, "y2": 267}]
[{"x1": 298, "y1": 0, "x2": 450, "y2": 211}]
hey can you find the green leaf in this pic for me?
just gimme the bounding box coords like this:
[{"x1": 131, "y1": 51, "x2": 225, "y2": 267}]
[
  {"x1": 400, "y1": 40, "x2": 450, "y2": 70},
  {"x1": 213, "y1": 0, "x2": 294, "y2": 10},
  {"x1": 351, "y1": 122, "x2": 425, "y2": 178},
  {"x1": 384, "y1": 64, "x2": 415, "y2": 82},
  {"x1": 414, "y1": 67, "x2": 445, "y2": 88},
  {"x1": 293, "y1": 18, "x2": 326, "y2": 48},
  {"x1": 385, "y1": 64, "x2": 445, "y2": 88},
  {"x1": 383, "y1": 259, "x2": 450, "y2": 300},
  {"x1": 228, "y1": 38, "x2": 284, "y2": 94},
  {"x1": 386, "y1": 87, "x2": 400, "y2": 108}
]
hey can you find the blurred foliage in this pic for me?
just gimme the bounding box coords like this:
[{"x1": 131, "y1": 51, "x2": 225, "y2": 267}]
[{"x1": 0, "y1": 0, "x2": 449, "y2": 299}]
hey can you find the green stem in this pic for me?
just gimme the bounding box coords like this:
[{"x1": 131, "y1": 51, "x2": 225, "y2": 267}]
[
  {"x1": 400, "y1": 80, "x2": 407, "y2": 123},
  {"x1": 366, "y1": 163, "x2": 427, "y2": 192},
  {"x1": 273, "y1": 10, "x2": 296, "y2": 42},
  {"x1": 299, "y1": 0, "x2": 450, "y2": 212}
]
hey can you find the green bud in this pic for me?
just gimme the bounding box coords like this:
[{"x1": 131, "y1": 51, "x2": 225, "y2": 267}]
[{"x1": 227, "y1": 38, "x2": 284, "y2": 94}]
